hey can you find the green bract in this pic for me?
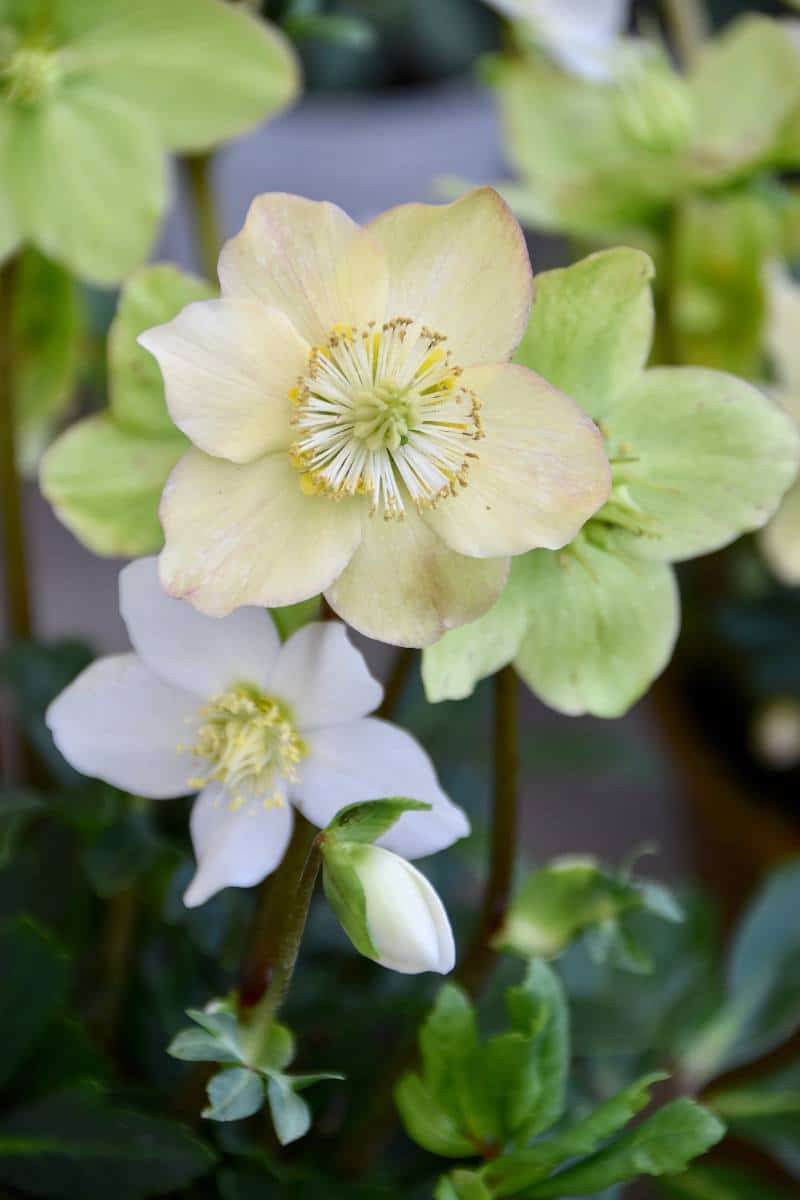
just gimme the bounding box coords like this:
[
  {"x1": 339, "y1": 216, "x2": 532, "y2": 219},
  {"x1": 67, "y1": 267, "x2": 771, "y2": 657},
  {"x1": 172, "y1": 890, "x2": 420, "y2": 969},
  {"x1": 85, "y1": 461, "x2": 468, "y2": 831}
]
[
  {"x1": 423, "y1": 248, "x2": 800, "y2": 717},
  {"x1": 0, "y1": 0, "x2": 299, "y2": 283},
  {"x1": 487, "y1": 17, "x2": 800, "y2": 238},
  {"x1": 40, "y1": 264, "x2": 213, "y2": 556}
]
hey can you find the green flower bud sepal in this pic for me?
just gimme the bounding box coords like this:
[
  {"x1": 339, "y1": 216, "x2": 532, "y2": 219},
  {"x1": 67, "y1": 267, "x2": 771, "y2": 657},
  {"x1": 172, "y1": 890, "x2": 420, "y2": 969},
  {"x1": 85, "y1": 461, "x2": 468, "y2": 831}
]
[{"x1": 320, "y1": 799, "x2": 456, "y2": 976}]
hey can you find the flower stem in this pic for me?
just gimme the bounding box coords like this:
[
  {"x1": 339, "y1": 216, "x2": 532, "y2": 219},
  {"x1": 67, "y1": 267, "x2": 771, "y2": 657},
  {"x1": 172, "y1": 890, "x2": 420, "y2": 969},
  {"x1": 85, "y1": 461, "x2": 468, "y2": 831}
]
[
  {"x1": 239, "y1": 813, "x2": 321, "y2": 1040},
  {"x1": 182, "y1": 153, "x2": 223, "y2": 281},
  {"x1": 93, "y1": 883, "x2": 140, "y2": 1055},
  {"x1": 455, "y1": 664, "x2": 519, "y2": 996},
  {"x1": 0, "y1": 253, "x2": 33, "y2": 644},
  {"x1": 378, "y1": 647, "x2": 416, "y2": 720},
  {"x1": 662, "y1": 0, "x2": 709, "y2": 68}
]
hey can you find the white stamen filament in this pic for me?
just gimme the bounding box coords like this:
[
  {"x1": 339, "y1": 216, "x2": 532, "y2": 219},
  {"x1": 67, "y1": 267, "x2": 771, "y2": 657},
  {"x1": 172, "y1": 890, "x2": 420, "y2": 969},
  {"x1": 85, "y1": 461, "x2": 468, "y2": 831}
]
[{"x1": 289, "y1": 318, "x2": 483, "y2": 517}]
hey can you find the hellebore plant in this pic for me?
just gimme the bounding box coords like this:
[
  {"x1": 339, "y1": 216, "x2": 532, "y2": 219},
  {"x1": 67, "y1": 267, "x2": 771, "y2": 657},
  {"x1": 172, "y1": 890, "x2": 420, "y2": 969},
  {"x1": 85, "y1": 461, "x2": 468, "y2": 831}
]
[
  {"x1": 760, "y1": 265, "x2": 800, "y2": 584},
  {"x1": 41, "y1": 265, "x2": 213, "y2": 556},
  {"x1": 46, "y1": 557, "x2": 468, "y2": 907},
  {"x1": 0, "y1": 0, "x2": 299, "y2": 284},
  {"x1": 423, "y1": 248, "x2": 799, "y2": 717},
  {"x1": 140, "y1": 188, "x2": 611, "y2": 647}
]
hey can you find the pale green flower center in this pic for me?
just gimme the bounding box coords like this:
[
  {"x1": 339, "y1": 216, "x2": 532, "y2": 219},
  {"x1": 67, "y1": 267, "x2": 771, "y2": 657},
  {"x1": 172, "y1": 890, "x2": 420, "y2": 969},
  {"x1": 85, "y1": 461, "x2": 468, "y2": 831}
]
[
  {"x1": 289, "y1": 318, "x2": 484, "y2": 518},
  {"x1": 184, "y1": 683, "x2": 307, "y2": 810},
  {"x1": 584, "y1": 432, "x2": 663, "y2": 542},
  {"x1": 0, "y1": 35, "x2": 61, "y2": 105}
]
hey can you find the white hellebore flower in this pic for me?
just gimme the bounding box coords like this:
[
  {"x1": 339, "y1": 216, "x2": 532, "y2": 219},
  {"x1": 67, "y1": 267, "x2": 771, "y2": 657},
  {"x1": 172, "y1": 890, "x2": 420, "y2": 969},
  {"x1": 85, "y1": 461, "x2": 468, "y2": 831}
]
[
  {"x1": 484, "y1": 0, "x2": 629, "y2": 81},
  {"x1": 45, "y1": 558, "x2": 469, "y2": 907},
  {"x1": 760, "y1": 265, "x2": 800, "y2": 584},
  {"x1": 322, "y1": 841, "x2": 455, "y2": 975},
  {"x1": 139, "y1": 188, "x2": 610, "y2": 648}
]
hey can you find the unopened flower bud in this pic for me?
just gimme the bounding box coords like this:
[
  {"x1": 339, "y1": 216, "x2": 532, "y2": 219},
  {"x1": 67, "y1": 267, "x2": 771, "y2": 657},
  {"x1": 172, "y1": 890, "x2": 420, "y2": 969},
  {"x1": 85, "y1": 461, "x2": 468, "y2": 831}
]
[{"x1": 322, "y1": 842, "x2": 455, "y2": 975}]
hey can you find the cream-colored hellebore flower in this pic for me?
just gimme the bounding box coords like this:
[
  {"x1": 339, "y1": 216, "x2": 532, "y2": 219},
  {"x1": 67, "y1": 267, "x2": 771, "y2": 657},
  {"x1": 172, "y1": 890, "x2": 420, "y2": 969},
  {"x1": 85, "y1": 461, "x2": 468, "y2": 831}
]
[
  {"x1": 140, "y1": 189, "x2": 610, "y2": 648},
  {"x1": 45, "y1": 558, "x2": 469, "y2": 907},
  {"x1": 760, "y1": 265, "x2": 800, "y2": 584},
  {"x1": 484, "y1": 0, "x2": 629, "y2": 81}
]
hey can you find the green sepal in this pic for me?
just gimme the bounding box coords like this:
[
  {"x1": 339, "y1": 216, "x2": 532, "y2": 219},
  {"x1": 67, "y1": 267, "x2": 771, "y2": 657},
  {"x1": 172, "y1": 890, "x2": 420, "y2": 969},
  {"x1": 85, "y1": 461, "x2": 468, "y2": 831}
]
[
  {"x1": 203, "y1": 1069, "x2": 265, "y2": 1123},
  {"x1": 270, "y1": 598, "x2": 323, "y2": 642},
  {"x1": 522, "y1": 1099, "x2": 724, "y2": 1197},
  {"x1": 514, "y1": 248, "x2": 655, "y2": 421},
  {"x1": 321, "y1": 843, "x2": 378, "y2": 960},
  {"x1": 323, "y1": 797, "x2": 432, "y2": 846},
  {"x1": 493, "y1": 856, "x2": 682, "y2": 963},
  {"x1": 265, "y1": 1074, "x2": 312, "y2": 1146},
  {"x1": 12, "y1": 248, "x2": 82, "y2": 472},
  {"x1": 41, "y1": 263, "x2": 211, "y2": 556}
]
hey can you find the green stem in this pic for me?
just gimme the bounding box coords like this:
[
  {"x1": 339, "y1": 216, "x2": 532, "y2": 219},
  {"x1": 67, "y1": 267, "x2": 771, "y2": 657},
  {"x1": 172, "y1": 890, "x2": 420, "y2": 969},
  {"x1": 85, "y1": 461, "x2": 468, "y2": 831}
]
[
  {"x1": 93, "y1": 884, "x2": 140, "y2": 1054},
  {"x1": 182, "y1": 153, "x2": 223, "y2": 280},
  {"x1": 378, "y1": 647, "x2": 416, "y2": 721},
  {"x1": 0, "y1": 253, "x2": 32, "y2": 644},
  {"x1": 661, "y1": 0, "x2": 709, "y2": 68},
  {"x1": 455, "y1": 664, "x2": 519, "y2": 996},
  {"x1": 238, "y1": 814, "x2": 321, "y2": 1051}
]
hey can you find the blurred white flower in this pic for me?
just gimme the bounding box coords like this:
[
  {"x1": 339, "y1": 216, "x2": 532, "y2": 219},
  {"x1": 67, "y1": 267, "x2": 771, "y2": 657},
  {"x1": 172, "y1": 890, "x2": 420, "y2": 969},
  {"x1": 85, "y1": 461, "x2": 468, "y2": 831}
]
[
  {"x1": 485, "y1": 0, "x2": 629, "y2": 81},
  {"x1": 322, "y1": 842, "x2": 455, "y2": 975},
  {"x1": 46, "y1": 558, "x2": 468, "y2": 907},
  {"x1": 760, "y1": 265, "x2": 800, "y2": 584}
]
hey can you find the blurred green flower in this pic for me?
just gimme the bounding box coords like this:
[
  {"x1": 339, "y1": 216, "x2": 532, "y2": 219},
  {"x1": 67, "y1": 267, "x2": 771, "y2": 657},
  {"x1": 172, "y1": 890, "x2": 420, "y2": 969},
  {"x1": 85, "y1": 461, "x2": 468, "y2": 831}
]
[
  {"x1": 40, "y1": 264, "x2": 213, "y2": 555},
  {"x1": 0, "y1": 0, "x2": 299, "y2": 283},
  {"x1": 423, "y1": 248, "x2": 800, "y2": 717},
  {"x1": 484, "y1": 16, "x2": 800, "y2": 237}
]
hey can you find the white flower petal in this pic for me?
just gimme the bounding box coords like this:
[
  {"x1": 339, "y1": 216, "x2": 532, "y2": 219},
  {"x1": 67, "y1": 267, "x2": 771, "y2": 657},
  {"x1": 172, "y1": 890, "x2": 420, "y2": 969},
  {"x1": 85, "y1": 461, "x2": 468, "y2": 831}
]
[
  {"x1": 45, "y1": 654, "x2": 200, "y2": 799},
  {"x1": 159, "y1": 448, "x2": 363, "y2": 615},
  {"x1": 184, "y1": 781, "x2": 294, "y2": 907},
  {"x1": 218, "y1": 192, "x2": 388, "y2": 346},
  {"x1": 138, "y1": 299, "x2": 307, "y2": 464},
  {"x1": 119, "y1": 557, "x2": 281, "y2": 698},
  {"x1": 358, "y1": 846, "x2": 455, "y2": 975},
  {"x1": 269, "y1": 622, "x2": 382, "y2": 730},
  {"x1": 293, "y1": 718, "x2": 469, "y2": 857}
]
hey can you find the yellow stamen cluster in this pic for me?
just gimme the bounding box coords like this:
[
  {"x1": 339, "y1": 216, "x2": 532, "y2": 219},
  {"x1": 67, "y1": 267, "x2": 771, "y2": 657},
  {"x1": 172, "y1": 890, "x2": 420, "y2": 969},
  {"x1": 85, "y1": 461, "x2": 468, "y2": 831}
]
[
  {"x1": 1, "y1": 41, "x2": 61, "y2": 105},
  {"x1": 183, "y1": 683, "x2": 307, "y2": 812},
  {"x1": 288, "y1": 317, "x2": 483, "y2": 518}
]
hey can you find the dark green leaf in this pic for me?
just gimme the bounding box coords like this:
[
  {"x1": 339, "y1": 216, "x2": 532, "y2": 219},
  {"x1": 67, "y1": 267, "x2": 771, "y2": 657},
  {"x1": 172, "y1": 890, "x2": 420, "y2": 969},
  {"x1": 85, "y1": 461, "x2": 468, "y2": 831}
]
[
  {"x1": 0, "y1": 1084, "x2": 217, "y2": 1198},
  {"x1": 394, "y1": 1073, "x2": 476, "y2": 1159},
  {"x1": 0, "y1": 788, "x2": 46, "y2": 868},
  {"x1": 435, "y1": 1170, "x2": 491, "y2": 1200},
  {"x1": 504, "y1": 959, "x2": 569, "y2": 1139},
  {"x1": 203, "y1": 1069, "x2": 265, "y2": 1122},
  {"x1": 659, "y1": 1163, "x2": 795, "y2": 1199},
  {"x1": 0, "y1": 917, "x2": 70, "y2": 1090},
  {"x1": 83, "y1": 808, "x2": 160, "y2": 897},
  {"x1": 523, "y1": 1100, "x2": 724, "y2": 1196}
]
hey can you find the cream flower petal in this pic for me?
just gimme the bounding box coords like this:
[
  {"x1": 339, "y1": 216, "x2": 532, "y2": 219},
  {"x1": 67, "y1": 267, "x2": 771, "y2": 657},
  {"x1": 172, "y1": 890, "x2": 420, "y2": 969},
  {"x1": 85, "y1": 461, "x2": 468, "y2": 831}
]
[
  {"x1": 325, "y1": 505, "x2": 509, "y2": 647},
  {"x1": 293, "y1": 718, "x2": 469, "y2": 858},
  {"x1": 159, "y1": 448, "x2": 363, "y2": 615},
  {"x1": 269, "y1": 622, "x2": 382, "y2": 730},
  {"x1": 760, "y1": 480, "x2": 800, "y2": 585},
  {"x1": 119, "y1": 557, "x2": 281, "y2": 698},
  {"x1": 218, "y1": 192, "x2": 388, "y2": 346},
  {"x1": 364, "y1": 188, "x2": 532, "y2": 366},
  {"x1": 424, "y1": 363, "x2": 610, "y2": 557},
  {"x1": 45, "y1": 654, "x2": 200, "y2": 799},
  {"x1": 184, "y1": 781, "x2": 294, "y2": 907},
  {"x1": 138, "y1": 299, "x2": 307, "y2": 464}
]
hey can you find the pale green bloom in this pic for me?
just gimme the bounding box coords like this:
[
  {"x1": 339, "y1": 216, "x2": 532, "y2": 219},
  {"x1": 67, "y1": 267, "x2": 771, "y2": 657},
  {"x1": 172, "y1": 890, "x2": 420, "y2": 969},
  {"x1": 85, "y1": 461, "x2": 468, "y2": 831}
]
[
  {"x1": 760, "y1": 264, "x2": 800, "y2": 584},
  {"x1": 141, "y1": 189, "x2": 610, "y2": 648},
  {"x1": 41, "y1": 264, "x2": 213, "y2": 556},
  {"x1": 423, "y1": 249, "x2": 800, "y2": 718},
  {"x1": 0, "y1": 0, "x2": 299, "y2": 283},
  {"x1": 484, "y1": 16, "x2": 800, "y2": 237}
]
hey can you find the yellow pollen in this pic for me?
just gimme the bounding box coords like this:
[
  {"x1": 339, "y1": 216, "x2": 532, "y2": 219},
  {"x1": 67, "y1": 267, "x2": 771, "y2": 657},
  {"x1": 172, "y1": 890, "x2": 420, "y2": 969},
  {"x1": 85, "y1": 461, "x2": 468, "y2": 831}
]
[
  {"x1": 287, "y1": 316, "x2": 482, "y2": 517},
  {"x1": 183, "y1": 683, "x2": 307, "y2": 809}
]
